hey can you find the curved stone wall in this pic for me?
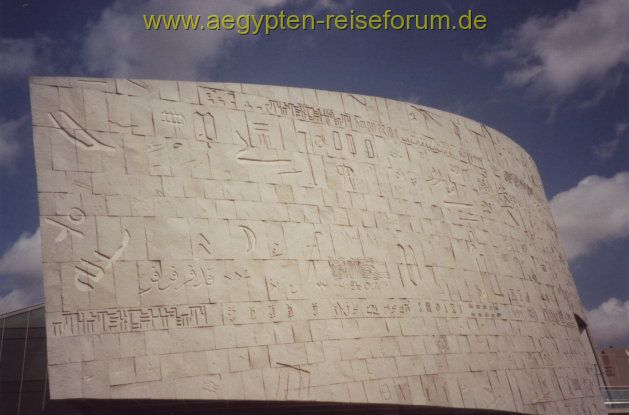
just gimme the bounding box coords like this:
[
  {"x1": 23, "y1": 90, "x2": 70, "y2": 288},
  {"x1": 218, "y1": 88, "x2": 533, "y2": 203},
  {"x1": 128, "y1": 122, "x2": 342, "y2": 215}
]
[{"x1": 30, "y1": 77, "x2": 604, "y2": 414}]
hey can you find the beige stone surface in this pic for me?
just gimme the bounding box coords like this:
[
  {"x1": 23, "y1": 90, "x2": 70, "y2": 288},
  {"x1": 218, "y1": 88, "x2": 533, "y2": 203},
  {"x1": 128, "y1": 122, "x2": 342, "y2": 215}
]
[{"x1": 31, "y1": 77, "x2": 604, "y2": 414}]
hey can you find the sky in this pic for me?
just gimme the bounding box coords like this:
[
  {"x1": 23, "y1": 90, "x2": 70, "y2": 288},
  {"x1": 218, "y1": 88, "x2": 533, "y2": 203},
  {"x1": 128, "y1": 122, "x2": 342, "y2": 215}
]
[{"x1": 0, "y1": 0, "x2": 627, "y2": 348}]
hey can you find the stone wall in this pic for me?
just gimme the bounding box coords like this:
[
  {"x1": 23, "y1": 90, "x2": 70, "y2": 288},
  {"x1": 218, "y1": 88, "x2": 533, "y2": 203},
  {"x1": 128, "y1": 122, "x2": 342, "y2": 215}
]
[{"x1": 30, "y1": 77, "x2": 604, "y2": 414}]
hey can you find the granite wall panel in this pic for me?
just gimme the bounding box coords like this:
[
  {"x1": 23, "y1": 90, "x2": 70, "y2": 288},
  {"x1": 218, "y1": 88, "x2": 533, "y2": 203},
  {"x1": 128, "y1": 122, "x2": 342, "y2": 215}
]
[{"x1": 30, "y1": 77, "x2": 604, "y2": 414}]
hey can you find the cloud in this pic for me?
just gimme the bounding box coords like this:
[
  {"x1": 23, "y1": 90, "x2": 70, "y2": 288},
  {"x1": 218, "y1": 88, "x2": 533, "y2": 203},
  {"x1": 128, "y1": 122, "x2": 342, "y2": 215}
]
[
  {"x1": 549, "y1": 171, "x2": 629, "y2": 260},
  {"x1": 0, "y1": 229, "x2": 42, "y2": 314},
  {"x1": 82, "y1": 0, "x2": 293, "y2": 79},
  {"x1": 0, "y1": 229, "x2": 41, "y2": 278},
  {"x1": 0, "y1": 36, "x2": 54, "y2": 81},
  {"x1": 487, "y1": 0, "x2": 629, "y2": 98},
  {"x1": 309, "y1": 0, "x2": 354, "y2": 13},
  {"x1": 4, "y1": 0, "x2": 341, "y2": 81},
  {"x1": 591, "y1": 124, "x2": 626, "y2": 160},
  {"x1": 591, "y1": 137, "x2": 621, "y2": 160},
  {"x1": 0, "y1": 116, "x2": 28, "y2": 168},
  {"x1": 587, "y1": 298, "x2": 629, "y2": 347}
]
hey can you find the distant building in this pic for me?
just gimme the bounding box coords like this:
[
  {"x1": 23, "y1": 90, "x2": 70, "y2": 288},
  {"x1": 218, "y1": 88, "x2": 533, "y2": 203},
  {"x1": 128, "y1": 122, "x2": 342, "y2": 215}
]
[{"x1": 602, "y1": 347, "x2": 629, "y2": 386}]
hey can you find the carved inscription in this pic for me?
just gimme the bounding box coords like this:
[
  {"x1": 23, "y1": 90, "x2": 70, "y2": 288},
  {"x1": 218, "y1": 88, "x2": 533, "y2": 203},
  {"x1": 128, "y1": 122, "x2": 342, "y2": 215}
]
[
  {"x1": 409, "y1": 105, "x2": 442, "y2": 130},
  {"x1": 75, "y1": 230, "x2": 130, "y2": 291},
  {"x1": 199, "y1": 86, "x2": 236, "y2": 108},
  {"x1": 397, "y1": 244, "x2": 420, "y2": 287},
  {"x1": 328, "y1": 257, "x2": 387, "y2": 291},
  {"x1": 160, "y1": 110, "x2": 185, "y2": 131},
  {"x1": 239, "y1": 225, "x2": 256, "y2": 253},
  {"x1": 196, "y1": 233, "x2": 213, "y2": 257},
  {"x1": 365, "y1": 138, "x2": 375, "y2": 158},
  {"x1": 193, "y1": 110, "x2": 216, "y2": 144},
  {"x1": 139, "y1": 261, "x2": 215, "y2": 295},
  {"x1": 45, "y1": 208, "x2": 85, "y2": 242},
  {"x1": 235, "y1": 130, "x2": 291, "y2": 165},
  {"x1": 266, "y1": 99, "x2": 351, "y2": 129},
  {"x1": 49, "y1": 111, "x2": 116, "y2": 151},
  {"x1": 336, "y1": 163, "x2": 356, "y2": 190},
  {"x1": 49, "y1": 304, "x2": 215, "y2": 336}
]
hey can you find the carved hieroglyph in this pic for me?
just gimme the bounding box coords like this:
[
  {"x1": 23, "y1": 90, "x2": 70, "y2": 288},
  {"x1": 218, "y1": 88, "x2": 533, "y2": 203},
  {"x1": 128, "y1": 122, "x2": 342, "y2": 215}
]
[{"x1": 30, "y1": 77, "x2": 604, "y2": 414}]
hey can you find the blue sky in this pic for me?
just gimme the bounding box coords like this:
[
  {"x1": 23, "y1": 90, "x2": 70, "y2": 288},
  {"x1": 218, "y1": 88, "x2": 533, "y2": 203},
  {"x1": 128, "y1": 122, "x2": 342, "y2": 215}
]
[{"x1": 0, "y1": 0, "x2": 627, "y2": 347}]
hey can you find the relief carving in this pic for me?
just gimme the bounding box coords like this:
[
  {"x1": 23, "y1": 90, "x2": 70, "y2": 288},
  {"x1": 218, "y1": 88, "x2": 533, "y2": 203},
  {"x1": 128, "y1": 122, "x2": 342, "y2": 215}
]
[
  {"x1": 239, "y1": 225, "x2": 256, "y2": 254},
  {"x1": 160, "y1": 110, "x2": 186, "y2": 131},
  {"x1": 397, "y1": 244, "x2": 420, "y2": 287},
  {"x1": 45, "y1": 207, "x2": 86, "y2": 242},
  {"x1": 49, "y1": 110, "x2": 117, "y2": 151},
  {"x1": 75, "y1": 230, "x2": 130, "y2": 291},
  {"x1": 328, "y1": 257, "x2": 385, "y2": 291}
]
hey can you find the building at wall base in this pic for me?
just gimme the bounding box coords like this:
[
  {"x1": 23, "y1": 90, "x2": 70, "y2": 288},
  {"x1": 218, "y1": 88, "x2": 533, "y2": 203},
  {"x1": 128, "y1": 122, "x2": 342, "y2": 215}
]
[{"x1": 24, "y1": 77, "x2": 606, "y2": 414}]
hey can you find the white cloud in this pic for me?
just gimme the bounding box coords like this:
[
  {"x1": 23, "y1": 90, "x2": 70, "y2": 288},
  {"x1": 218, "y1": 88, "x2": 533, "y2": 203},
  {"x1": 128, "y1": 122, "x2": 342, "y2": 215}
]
[
  {"x1": 550, "y1": 172, "x2": 629, "y2": 260},
  {"x1": 310, "y1": 0, "x2": 354, "y2": 13},
  {"x1": 591, "y1": 137, "x2": 621, "y2": 160},
  {"x1": 587, "y1": 298, "x2": 629, "y2": 347},
  {"x1": 4, "y1": 0, "x2": 342, "y2": 81},
  {"x1": 0, "y1": 229, "x2": 42, "y2": 314},
  {"x1": 591, "y1": 124, "x2": 626, "y2": 160},
  {"x1": 0, "y1": 229, "x2": 41, "y2": 278},
  {"x1": 0, "y1": 36, "x2": 53, "y2": 80},
  {"x1": 0, "y1": 37, "x2": 38, "y2": 78},
  {"x1": 82, "y1": 0, "x2": 294, "y2": 79},
  {"x1": 0, "y1": 116, "x2": 27, "y2": 168},
  {"x1": 488, "y1": 0, "x2": 629, "y2": 98}
]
